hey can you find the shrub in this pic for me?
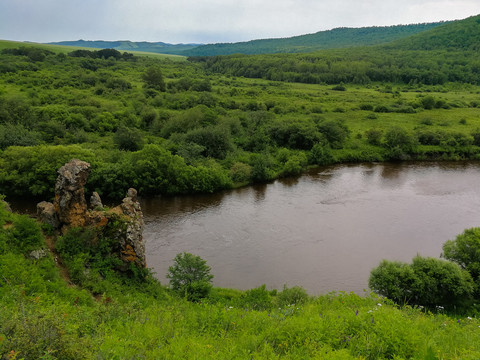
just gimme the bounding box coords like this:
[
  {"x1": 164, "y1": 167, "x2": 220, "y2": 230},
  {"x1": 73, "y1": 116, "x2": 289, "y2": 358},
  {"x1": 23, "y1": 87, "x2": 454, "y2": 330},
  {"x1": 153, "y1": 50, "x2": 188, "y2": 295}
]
[
  {"x1": 142, "y1": 65, "x2": 166, "y2": 91},
  {"x1": 369, "y1": 260, "x2": 419, "y2": 305},
  {"x1": 166, "y1": 252, "x2": 213, "y2": 301},
  {"x1": 241, "y1": 284, "x2": 274, "y2": 310},
  {"x1": 6, "y1": 214, "x2": 44, "y2": 254},
  {"x1": 443, "y1": 228, "x2": 480, "y2": 282},
  {"x1": 417, "y1": 130, "x2": 443, "y2": 145},
  {"x1": 317, "y1": 120, "x2": 350, "y2": 149},
  {"x1": 365, "y1": 128, "x2": 383, "y2": 145},
  {"x1": 308, "y1": 143, "x2": 334, "y2": 165},
  {"x1": 369, "y1": 256, "x2": 474, "y2": 311},
  {"x1": 113, "y1": 126, "x2": 144, "y2": 151},
  {"x1": 384, "y1": 127, "x2": 416, "y2": 150},
  {"x1": 229, "y1": 162, "x2": 252, "y2": 183},
  {"x1": 277, "y1": 285, "x2": 309, "y2": 307},
  {"x1": 420, "y1": 96, "x2": 435, "y2": 110}
]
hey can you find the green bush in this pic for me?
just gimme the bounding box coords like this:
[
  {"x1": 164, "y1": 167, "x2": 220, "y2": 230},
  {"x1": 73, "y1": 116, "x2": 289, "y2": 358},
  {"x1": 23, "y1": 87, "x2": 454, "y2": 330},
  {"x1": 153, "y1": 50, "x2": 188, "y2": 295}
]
[
  {"x1": 369, "y1": 256, "x2": 474, "y2": 311},
  {"x1": 166, "y1": 252, "x2": 214, "y2": 301},
  {"x1": 6, "y1": 215, "x2": 44, "y2": 254},
  {"x1": 113, "y1": 126, "x2": 144, "y2": 151},
  {"x1": 365, "y1": 128, "x2": 383, "y2": 145},
  {"x1": 277, "y1": 285, "x2": 309, "y2": 306},
  {"x1": 240, "y1": 284, "x2": 274, "y2": 310},
  {"x1": 443, "y1": 228, "x2": 480, "y2": 282},
  {"x1": 308, "y1": 143, "x2": 334, "y2": 165}
]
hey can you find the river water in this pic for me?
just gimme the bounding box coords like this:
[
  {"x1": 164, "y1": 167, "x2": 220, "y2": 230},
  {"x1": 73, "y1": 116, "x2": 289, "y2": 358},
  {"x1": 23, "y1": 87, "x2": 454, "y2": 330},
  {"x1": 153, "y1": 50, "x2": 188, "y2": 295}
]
[{"x1": 141, "y1": 162, "x2": 480, "y2": 295}]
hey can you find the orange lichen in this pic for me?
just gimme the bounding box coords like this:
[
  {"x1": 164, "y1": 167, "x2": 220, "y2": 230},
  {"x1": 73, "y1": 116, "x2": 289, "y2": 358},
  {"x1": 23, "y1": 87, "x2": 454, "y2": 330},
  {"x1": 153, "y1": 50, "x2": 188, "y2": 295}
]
[{"x1": 121, "y1": 244, "x2": 137, "y2": 262}]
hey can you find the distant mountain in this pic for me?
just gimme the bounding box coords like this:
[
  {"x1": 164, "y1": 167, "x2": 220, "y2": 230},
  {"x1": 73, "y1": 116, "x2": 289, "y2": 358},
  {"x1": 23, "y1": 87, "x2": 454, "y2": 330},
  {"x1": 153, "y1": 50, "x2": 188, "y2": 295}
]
[
  {"x1": 47, "y1": 22, "x2": 448, "y2": 57},
  {"x1": 181, "y1": 22, "x2": 448, "y2": 56},
  {"x1": 47, "y1": 40, "x2": 201, "y2": 55},
  {"x1": 385, "y1": 14, "x2": 480, "y2": 50}
]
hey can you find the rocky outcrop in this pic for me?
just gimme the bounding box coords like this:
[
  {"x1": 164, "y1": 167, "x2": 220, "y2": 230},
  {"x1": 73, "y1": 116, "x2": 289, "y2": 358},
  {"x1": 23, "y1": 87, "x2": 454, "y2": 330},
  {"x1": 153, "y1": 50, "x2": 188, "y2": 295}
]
[
  {"x1": 36, "y1": 159, "x2": 146, "y2": 269},
  {"x1": 54, "y1": 159, "x2": 90, "y2": 228},
  {"x1": 37, "y1": 201, "x2": 60, "y2": 228},
  {"x1": 110, "y1": 188, "x2": 146, "y2": 268},
  {"x1": 89, "y1": 192, "x2": 103, "y2": 210}
]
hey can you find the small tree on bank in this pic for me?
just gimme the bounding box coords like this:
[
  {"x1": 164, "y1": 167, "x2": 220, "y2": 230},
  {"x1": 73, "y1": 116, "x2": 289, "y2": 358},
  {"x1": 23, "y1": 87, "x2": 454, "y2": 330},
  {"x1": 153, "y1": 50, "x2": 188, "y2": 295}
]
[{"x1": 166, "y1": 252, "x2": 213, "y2": 301}]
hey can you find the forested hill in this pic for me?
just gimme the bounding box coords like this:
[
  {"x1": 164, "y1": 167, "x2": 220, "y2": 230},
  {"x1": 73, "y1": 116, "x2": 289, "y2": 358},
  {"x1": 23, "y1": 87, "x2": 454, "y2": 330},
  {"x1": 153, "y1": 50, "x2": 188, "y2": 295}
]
[
  {"x1": 48, "y1": 40, "x2": 200, "y2": 55},
  {"x1": 182, "y1": 22, "x2": 447, "y2": 56},
  {"x1": 47, "y1": 22, "x2": 446, "y2": 56},
  {"x1": 384, "y1": 14, "x2": 480, "y2": 50},
  {"x1": 191, "y1": 14, "x2": 480, "y2": 86}
]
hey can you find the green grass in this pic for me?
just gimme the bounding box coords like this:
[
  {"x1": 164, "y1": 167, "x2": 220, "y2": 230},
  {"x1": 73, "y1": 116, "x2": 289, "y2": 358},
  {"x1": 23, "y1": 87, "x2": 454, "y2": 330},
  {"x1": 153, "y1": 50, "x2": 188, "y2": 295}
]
[
  {"x1": 2, "y1": 238, "x2": 480, "y2": 359},
  {"x1": 1, "y1": 203, "x2": 480, "y2": 359},
  {"x1": 0, "y1": 39, "x2": 187, "y2": 60}
]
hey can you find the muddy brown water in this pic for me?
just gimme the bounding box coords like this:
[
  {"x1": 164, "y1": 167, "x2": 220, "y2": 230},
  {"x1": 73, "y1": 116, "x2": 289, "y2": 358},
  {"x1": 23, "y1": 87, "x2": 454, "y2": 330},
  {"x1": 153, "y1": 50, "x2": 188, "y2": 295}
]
[
  {"x1": 8, "y1": 162, "x2": 480, "y2": 295},
  {"x1": 141, "y1": 162, "x2": 480, "y2": 295}
]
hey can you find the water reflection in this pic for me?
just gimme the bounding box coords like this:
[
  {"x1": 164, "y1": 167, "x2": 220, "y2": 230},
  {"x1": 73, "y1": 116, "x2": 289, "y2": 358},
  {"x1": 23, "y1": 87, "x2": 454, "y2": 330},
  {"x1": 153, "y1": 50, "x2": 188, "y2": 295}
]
[{"x1": 143, "y1": 161, "x2": 480, "y2": 295}]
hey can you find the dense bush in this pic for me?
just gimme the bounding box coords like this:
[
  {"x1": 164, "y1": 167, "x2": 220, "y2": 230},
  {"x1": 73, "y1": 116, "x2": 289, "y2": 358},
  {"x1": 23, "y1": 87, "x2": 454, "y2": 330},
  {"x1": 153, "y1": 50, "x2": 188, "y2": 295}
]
[
  {"x1": 442, "y1": 228, "x2": 480, "y2": 282},
  {"x1": 166, "y1": 252, "x2": 214, "y2": 301},
  {"x1": 369, "y1": 256, "x2": 474, "y2": 310}
]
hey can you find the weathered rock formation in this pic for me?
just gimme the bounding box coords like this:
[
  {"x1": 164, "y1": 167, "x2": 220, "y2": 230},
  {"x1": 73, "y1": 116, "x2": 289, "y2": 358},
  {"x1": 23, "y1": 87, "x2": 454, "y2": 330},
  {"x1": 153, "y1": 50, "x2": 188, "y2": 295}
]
[
  {"x1": 54, "y1": 159, "x2": 90, "y2": 228},
  {"x1": 36, "y1": 201, "x2": 60, "y2": 228},
  {"x1": 37, "y1": 159, "x2": 146, "y2": 269}
]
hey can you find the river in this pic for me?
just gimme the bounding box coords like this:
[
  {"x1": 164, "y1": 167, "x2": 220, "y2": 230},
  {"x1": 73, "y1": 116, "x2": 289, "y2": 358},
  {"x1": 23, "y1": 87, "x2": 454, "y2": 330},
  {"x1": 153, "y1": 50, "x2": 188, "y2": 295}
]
[{"x1": 141, "y1": 162, "x2": 480, "y2": 295}]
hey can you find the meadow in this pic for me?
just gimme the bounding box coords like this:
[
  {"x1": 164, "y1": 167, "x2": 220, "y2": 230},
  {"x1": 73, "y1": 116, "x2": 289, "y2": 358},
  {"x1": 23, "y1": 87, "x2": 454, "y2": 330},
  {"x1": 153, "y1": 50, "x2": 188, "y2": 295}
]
[{"x1": 1, "y1": 41, "x2": 480, "y2": 201}]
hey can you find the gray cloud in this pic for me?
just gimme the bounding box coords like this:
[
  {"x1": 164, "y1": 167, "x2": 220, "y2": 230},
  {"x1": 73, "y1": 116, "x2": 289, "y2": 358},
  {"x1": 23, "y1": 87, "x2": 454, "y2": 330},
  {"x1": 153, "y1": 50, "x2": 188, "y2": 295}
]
[{"x1": 1, "y1": 0, "x2": 479, "y2": 44}]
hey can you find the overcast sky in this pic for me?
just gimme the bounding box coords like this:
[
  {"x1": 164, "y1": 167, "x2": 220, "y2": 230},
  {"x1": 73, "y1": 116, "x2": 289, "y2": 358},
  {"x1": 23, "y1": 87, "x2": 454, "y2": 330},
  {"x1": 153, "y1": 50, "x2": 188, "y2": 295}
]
[{"x1": 1, "y1": 0, "x2": 480, "y2": 44}]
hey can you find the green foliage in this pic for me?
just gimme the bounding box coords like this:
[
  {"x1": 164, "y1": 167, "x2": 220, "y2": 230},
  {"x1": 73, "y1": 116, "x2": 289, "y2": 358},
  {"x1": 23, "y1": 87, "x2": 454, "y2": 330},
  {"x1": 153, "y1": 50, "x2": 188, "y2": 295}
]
[
  {"x1": 142, "y1": 65, "x2": 166, "y2": 91},
  {"x1": 365, "y1": 128, "x2": 383, "y2": 145},
  {"x1": 5, "y1": 215, "x2": 44, "y2": 255},
  {"x1": 229, "y1": 162, "x2": 252, "y2": 183},
  {"x1": 241, "y1": 284, "x2": 274, "y2": 310},
  {"x1": 276, "y1": 285, "x2": 309, "y2": 306},
  {"x1": 308, "y1": 143, "x2": 334, "y2": 165},
  {"x1": 442, "y1": 228, "x2": 480, "y2": 282},
  {"x1": 1, "y1": 38, "x2": 480, "y2": 200},
  {"x1": 184, "y1": 22, "x2": 447, "y2": 56},
  {"x1": 318, "y1": 120, "x2": 350, "y2": 149},
  {"x1": 369, "y1": 256, "x2": 474, "y2": 311},
  {"x1": 166, "y1": 252, "x2": 213, "y2": 301},
  {"x1": 0, "y1": 145, "x2": 96, "y2": 197},
  {"x1": 113, "y1": 126, "x2": 144, "y2": 151}
]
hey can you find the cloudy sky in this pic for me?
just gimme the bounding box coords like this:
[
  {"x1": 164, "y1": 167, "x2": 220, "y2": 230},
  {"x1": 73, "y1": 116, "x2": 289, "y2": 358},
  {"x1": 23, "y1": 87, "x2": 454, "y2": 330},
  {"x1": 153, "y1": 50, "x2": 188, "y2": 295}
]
[{"x1": 1, "y1": 0, "x2": 480, "y2": 44}]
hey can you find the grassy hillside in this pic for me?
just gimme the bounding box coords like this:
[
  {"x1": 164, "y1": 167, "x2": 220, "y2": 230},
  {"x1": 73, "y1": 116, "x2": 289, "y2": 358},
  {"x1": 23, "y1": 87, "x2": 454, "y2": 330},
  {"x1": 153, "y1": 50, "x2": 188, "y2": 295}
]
[
  {"x1": 2, "y1": 201, "x2": 480, "y2": 359},
  {"x1": 0, "y1": 40, "x2": 186, "y2": 61},
  {"x1": 1, "y1": 41, "x2": 480, "y2": 200},
  {"x1": 48, "y1": 39, "x2": 200, "y2": 55},
  {"x1": 183, "y1": 22, "x2": 447, "y2": 56}
]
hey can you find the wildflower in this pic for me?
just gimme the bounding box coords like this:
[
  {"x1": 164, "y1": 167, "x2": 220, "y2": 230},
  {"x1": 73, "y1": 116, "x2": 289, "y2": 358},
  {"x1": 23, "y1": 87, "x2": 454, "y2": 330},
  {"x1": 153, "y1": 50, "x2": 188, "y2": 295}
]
[
  {"x1": 372, "y1": 317, "x2": 375, "y2": 324},
  {"x1": 355, "y1": 309, "x2": 359, "y2": 316},
  {"x1": 377, "y1": 303, "x2": 382, "y2": 307},
  {"x1": 457, "y1": 320, "x2": 460, "y2": 324},
  {"x1": 467, "y1": 317, "x2": 473, "y2": 320}
]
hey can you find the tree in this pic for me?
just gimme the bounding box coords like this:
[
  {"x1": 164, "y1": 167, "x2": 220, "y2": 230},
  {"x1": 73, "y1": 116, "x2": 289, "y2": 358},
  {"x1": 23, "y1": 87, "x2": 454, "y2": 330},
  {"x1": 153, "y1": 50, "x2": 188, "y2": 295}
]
[
  {"x1": 166, "y1": 252, "x2": 214, "y2": 301},
  {"x1": 442, "y1": 228, "x2": 480, "y2": 283},
  {"x1": 113, "y1": 126, "x2": 144, "y2": 151},
  {"x1": 142, "y1": 66, "x2": 166, "y2": 92}
]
